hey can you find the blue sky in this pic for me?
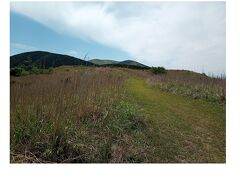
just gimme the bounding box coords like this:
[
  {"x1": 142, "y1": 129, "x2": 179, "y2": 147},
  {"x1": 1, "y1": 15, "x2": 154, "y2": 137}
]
[
  {"x1": 10, "y1": 12, "x2": 132, "y2": 61},
  {"x1": 10, "y1": 2, "x2": 226, "y2": 75}
]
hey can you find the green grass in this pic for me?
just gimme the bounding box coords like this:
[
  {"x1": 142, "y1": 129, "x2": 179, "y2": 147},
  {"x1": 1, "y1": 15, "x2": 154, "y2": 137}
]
[
  {"x1": 10, "y1": 68, "x2": 151, "y2": 163},
  {"x1": 10, "y1": 67, "x2": 225, "y2": 163},
  {"x1": 126, "y1": 78, "x2": 225, "y2": 162},
  {"x1": 147, "y1": 70, "x2": 226, "y2": 104}
]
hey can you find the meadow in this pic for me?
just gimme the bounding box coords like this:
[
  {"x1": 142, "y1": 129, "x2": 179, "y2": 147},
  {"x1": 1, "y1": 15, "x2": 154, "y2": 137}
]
[{"x1": 10, "y1": 66, "x2": 226, "y2": 163}]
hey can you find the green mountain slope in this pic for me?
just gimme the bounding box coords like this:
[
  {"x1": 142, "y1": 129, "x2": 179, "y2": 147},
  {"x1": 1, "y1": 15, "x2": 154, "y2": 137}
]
[
  {"x1": 10, "y1": 51, "x2": 96, "y2": 68},
  {"x1": 10, "y1": 51, "x2": 150, "y2": 70},
  {"x1": 89, "y1": 59, "x2": 118, "y2": 65},
  {"x1": 89, "y1": 59, "x2": 150, "y2": 69},
  {"x1": 118, "y1": 60, "x2": 149, "y2": 68}
]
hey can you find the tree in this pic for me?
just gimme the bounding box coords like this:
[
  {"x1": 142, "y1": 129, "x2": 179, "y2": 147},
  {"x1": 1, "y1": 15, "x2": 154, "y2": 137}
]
[
  {"x1": 10, "y1": 67, "x2": 28, "y2": 76},
  {"x1": 151, "y1": 67, "x2": 167, "y2": 74}
]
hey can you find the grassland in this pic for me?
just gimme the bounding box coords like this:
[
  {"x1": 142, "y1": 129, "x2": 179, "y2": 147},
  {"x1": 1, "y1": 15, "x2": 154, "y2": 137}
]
[
  {"x1": 127, "y1": 78, "x2": 225, "y2": 162},
  {"x1": 10, "y1": 66, "x2": 226, "y2": 163}
]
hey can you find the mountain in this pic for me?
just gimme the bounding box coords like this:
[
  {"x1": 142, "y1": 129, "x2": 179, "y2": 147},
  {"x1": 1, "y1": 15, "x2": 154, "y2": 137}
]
[
  {"x1": 10, "y1": 51, "x2": 150, "y2": 70},
  {"x1": 89, "y1": 59, "x2": 150, "y2": 69},
  {"x1": 100, "y1": 63, "x2": 150, "y2": 70},
  {"x1": 10, "y1": 51, "x2": 96, "y2": 68},
  {"x1": 89, "y1": 59, "x2": 118, "y2": 65},
  {"x1": 118, "y1": 60, "x2": 149, "y2": 68}
]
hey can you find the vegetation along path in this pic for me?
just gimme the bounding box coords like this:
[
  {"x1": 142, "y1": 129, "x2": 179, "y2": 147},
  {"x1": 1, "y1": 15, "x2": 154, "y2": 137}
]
[{"x1": 127, "y1": 78, "x2": 225, "y2": 162}]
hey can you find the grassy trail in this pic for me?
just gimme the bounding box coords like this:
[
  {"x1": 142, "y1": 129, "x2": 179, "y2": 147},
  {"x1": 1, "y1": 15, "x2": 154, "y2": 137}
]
[{"x1": 127, "y1": 78, "x2": 225, "y2": 162}]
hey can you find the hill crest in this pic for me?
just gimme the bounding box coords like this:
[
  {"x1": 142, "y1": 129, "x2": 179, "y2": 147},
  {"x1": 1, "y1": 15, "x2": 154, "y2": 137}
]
[{"x1": 10, "y1": 51, "x2": 96, "y2": 68}]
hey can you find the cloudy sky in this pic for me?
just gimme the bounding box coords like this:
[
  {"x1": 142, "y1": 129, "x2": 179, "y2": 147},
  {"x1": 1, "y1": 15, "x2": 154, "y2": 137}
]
[{"x1": 10, "y1": 2, "x2": 226, "y2": 75}]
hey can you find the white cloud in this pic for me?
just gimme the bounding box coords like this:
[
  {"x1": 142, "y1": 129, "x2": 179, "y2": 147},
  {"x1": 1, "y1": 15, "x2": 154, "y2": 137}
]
[{"x1": 11, "y1": 2, "x2": 226, "y2": 75}]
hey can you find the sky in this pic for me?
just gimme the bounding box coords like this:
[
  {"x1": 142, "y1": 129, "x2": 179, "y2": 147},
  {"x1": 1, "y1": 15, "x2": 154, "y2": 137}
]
[{"x1": 10, "y1": 2, "x2": 226, "y2": 75}]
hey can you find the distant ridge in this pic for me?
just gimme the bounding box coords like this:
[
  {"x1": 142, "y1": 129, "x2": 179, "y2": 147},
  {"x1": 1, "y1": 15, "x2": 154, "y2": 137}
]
[
  {"x1": 10, "y1": 51, "x2": 150, "y2": 70},
  {"x1": 89, "y1": 58, "x2": 150, "y2": 69},
  {"x1": 89, "y1": 59, "x2": 119, "y2": 65},
  {"x1": 118, "y1": 60, "x2": 149, "y2": 68},
  {"x1": 10, "y1": 51, "x2": 96, "y2": 68}
]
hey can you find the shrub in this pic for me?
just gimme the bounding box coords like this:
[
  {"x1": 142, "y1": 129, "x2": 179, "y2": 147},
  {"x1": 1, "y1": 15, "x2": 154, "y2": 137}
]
[
  {"x1": 42, "y1": 67, "x2": 53, "y2": 74},
  {"x1": 32, "y1": 66, "x2": 53, "y2": 74},
  {"x1": 11, "y1": 66, "x2": 53, "y2": 76},
  {"x1": 151, "y1": 67, "x2": 167, "y2": 74},
  {"x1": 31, "y1": 66, "x2": 41, "y2": 74},
  {"x1": 10, "y1": 67, "x2": 29, "y2": 76}
]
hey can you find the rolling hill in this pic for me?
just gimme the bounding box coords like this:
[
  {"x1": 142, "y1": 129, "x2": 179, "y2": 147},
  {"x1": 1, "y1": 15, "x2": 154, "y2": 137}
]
[
  {"x1": 10, "y1": 51, "x2": 150, "y2": 70},
  {"x1": 89, "y1": 59, "x2": 150, "y2": 69},
  {"x1": 10, "y1": 51, "x2": 96, "y2": 69},
  {"x1": 89, "y1": 59, "x2": 118, "y2": 65},
  {"x1": 118, "y1": 60, "x2": 149, "y2": 68}
]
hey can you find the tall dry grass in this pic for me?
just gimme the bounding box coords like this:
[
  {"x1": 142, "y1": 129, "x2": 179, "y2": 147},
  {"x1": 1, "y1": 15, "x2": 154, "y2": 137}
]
[
  {"x1": 146, "y1": 70, "x2": 226, "y2": 104},
  {"x1": 10, "y1": 66, "x2": 225, "y2": 163},
  {"x1": 11, "y1": 67, "x2": 139, "y2": 163}
]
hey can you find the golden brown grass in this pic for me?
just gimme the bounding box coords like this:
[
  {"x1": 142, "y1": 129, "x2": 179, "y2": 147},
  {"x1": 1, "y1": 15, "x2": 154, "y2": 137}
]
[
  {"x1": 10, "y1": 66, "x2": 225, "y2": 163},
  {"x1": 146, "y1": 70, "x2": 226, "y2": 104},
  {"x1": 11, "y1": 67, "x2": 140, "y2": 163}
]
